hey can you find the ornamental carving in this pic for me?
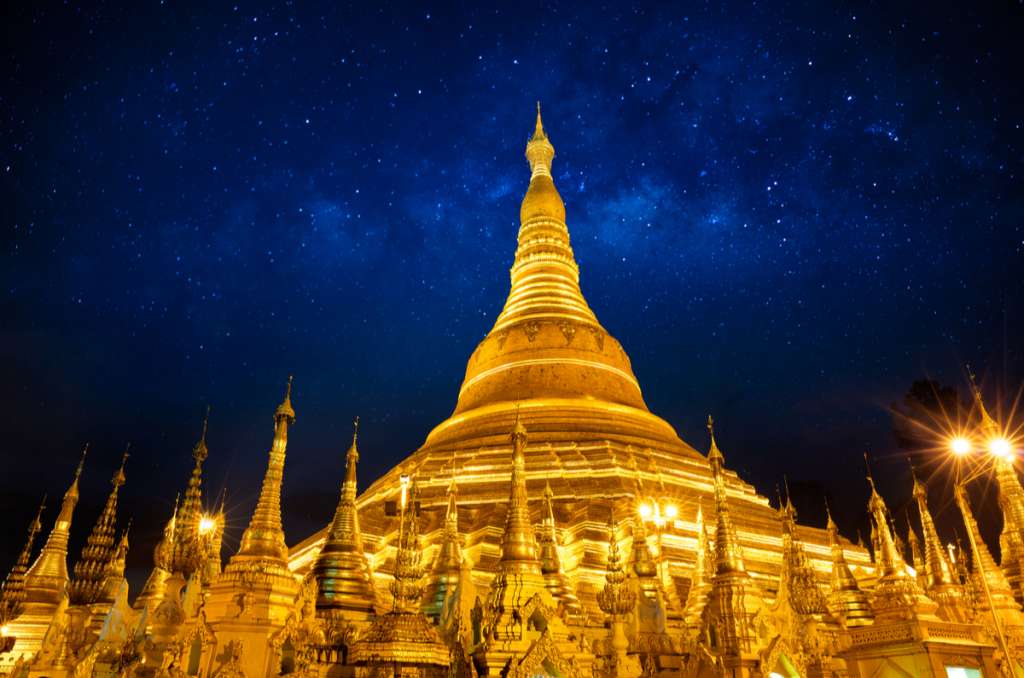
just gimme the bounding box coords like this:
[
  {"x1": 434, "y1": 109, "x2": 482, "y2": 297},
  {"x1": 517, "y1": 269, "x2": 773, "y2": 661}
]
[
  {"x1": 212, "y1": 639, "x2": 246, "y2": 678},
  {"x1": 559, "y1": 320, "x2": 576, "y2": 345}
]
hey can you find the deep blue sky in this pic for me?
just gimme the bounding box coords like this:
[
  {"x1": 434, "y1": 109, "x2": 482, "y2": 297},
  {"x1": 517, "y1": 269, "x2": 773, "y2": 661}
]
[{"x1": 2, "y1": 1, "x2": 1022, "y2": 581}]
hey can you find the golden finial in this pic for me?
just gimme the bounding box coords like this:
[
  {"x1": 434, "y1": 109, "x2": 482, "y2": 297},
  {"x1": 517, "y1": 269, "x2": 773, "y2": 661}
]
[
  {"x1": 781, "y1": 475, "x2": 796, "y2": 519},
  {"x1": 343, "y1": 416, "x2": 360, "y2": 490},
  {"x1": 706, "y1": 414, "x2": 724, "y2": 463},
  {"x1": 347, "y1": 416, "x2": 360, "y2": 457},
  {"x1": 31, "y1": 495, "x2": 47, "y2": 534},
  {"x1": 524, "y1": 104, "x2": 555, "y2": 178},
  {"x1": 275, "y1": 375, "x2": 296, "y2": 422},
  {"x1": 194, "y1": 406, "x2": 211, "y2": 461},
  {"x1": 824, "y1": 496, "x2": 837, "y2": 532},
  {"x1": 966, "y1": 364, "x2": 999, "y2": 435},
  {"x1": 908, "y1": 457, "x2": 927, "y2": 499},
  {"x1": 510, "y1": 402, "x2": 527, "y2": 443},
  {"x1": 863, "y1": 452, "x2": 876, "y2": 489},
  {"x1": 112, "y1": 444, "x2": 130, "y2": 488},
  {"x1": 76, "y1": 443, "x2": 89, "y2": 480},
  {"x1": 532, "y1": 101, "x2": 547, "y2": 141}
]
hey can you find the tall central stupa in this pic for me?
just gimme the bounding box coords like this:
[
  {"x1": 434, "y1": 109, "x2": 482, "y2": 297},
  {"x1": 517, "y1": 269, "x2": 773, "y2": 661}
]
[{"x1": 289, "y1": 107, "x2": 866, "y2": 615}]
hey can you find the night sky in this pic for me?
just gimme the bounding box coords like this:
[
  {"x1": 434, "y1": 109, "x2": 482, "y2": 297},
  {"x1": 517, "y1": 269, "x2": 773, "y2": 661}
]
[{"x1": 2, "y1": 1, "x2": 1023, "y2": 584}]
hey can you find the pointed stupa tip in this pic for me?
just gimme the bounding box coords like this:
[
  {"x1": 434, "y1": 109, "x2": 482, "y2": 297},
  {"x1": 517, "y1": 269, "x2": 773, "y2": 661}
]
[
  {"x1": 707, "y1": 415, "x2": 724, "y2": 462},
  {"x1": 863, "y1": 452, "x2": 879, "y2": 493},
  {"x1": 524, "y1": 103, "x2": 555, "y2": 179},
  {"x1": 511, "y1": 404, "x2": 527, "y2": 441},
  {"x1": 66, "y1": 444, "x2": 88, "y2": 499},
  {"x1": 194, "y1": 406, "x2": 210, "y2": 461},
  {"x1": 824, "y1": 497, "x2": 837, "y2": 532},
  {"x1": 966, "y1": 364, "x2": 1000, "y2": 434},
  {"x1": 908, "y1": 458, "x2": 927, "y2": 499},
  {"x1": 31, "y1": 495, "x2": 47, "y2": 533},
  {"x1": 76, "y1": 444, "x2": 89, "y2": 478},
  {"x1": 532, "y1": 101, "x2": 547, "y2": 141},
  {"x1": 543, "y1": 480, "x2": 556, "y2": 521},
  {"x1": 348, "y1": 415, "x2": 360, "y2": 454},
  {"x1": 112, "y1": 444, "x2": 130, "y2": 488},
  {"x1": 344, "y1": 416, "x2": 360, "y2": 485},
  {"x1": 276, "y1": 375, "x2": 296, "y2": 422}
]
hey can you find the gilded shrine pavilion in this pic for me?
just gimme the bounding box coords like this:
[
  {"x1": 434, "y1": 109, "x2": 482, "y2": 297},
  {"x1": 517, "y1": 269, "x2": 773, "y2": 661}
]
[{"x1": 2, "y1": 108, "x2": 1023, "y2": 677}]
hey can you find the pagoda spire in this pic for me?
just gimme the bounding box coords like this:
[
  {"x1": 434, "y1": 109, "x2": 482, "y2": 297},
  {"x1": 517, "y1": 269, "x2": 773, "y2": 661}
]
[
  {"x1": 864, "y1": 455, "x2": 939, "y2": 621},
  {"x1": 682, "y1": 501, "x2": 712, "y2": 628},
  {"x1": 425, "y1": 458, "x2": 465, "y2": 623},
  {"x1": 700, "y1": 416, "x2": 762, "y2": 663},
  {"x1": 954, "y1": 483, "x2": 1023, "y2": 616},
  {"x1": 488, "y1": 104, "x2": 598, "y2": 336},
  {"x1": 865, "y1": 458, "x2": 904, "y2": 578},
  {"x1": 707, "y1": 416, "x2": 744, "y2": 574},
  {"x1": 597, "y1": 512, "x2": 635, "y2": 672},
  {"x1": 910, "y1": 464, "x2": 969, "y2": 621},
  {"x1": 172, "y1": 407, "x2": 209, "y2": 577},
  {"x1": 24, "y1": 447, "x2": 87, "y2": 607},
  {"x1": 390, "y1": 481, "x2": 424, "y2": 613},
  {"x1": 349, "y1": 478, "x2": 451, "y2": 675},
  {"x1": 498, "y1": 411, "x2": 540, "y2": 570},
  {"x1": 71, "y1": 446, "x2": 129, "y2": 605},
  {"x1": 774, "y1": 490, "x2": 830, "y2": 617},
  {"x1": 824, "y1": 502, "x2": 873, "y2": 627},
  {"x1": 967, "y1": 369, "x2": 1024, "y2": 605},
  {"x1": 311, "y1": 416, "x2": 376, "y2": 618},
  {"x1": 0, "y1": 496, "x2": 46, "y2": 624},
  {"x1": 234, "y1": 377, "x2": 294, "y2": 563},
  {"x1": 479, "y1": 414, "x2": 553, "y2": 655},
  {"x1": 953, "y1": 482, "x2": 1024, "y2": 666},
  {"x1": 537, "y1": 481, "x2": 583, "y2": 617},
  {"x1": 100, "y1": 525, "x2": 131, "y2": 604}
]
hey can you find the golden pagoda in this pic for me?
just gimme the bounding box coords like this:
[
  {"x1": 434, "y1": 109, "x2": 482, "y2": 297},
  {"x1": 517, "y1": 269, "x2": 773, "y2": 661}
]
[
  {"x1": 203, "y1": 377, "x2": 303, "y2": 676},
  {"x1": 288, "y1": 105, "x2": 860, "y2": 632},
  {"x1": 4, "y1": 104, "x2": 1024, "y2": 677}
]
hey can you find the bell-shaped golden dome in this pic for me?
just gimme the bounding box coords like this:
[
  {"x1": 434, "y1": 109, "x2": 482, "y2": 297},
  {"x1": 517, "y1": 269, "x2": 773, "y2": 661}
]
[{"x1": 421, "y1": 105, "x2": 688, "y2": 452}]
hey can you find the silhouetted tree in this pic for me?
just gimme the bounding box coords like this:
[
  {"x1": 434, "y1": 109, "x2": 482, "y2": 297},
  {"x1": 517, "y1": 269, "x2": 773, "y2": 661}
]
[{"x1": 891, "y1": 379, "x2": 965, "y2": 452}]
